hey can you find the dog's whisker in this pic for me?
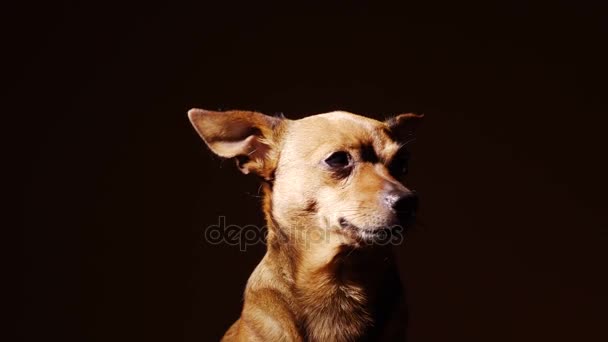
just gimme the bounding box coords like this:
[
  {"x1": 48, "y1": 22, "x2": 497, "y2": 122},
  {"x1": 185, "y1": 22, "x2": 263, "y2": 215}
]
[{"x1": 401, "y1": 137, "x2": 417, "y2": 146}]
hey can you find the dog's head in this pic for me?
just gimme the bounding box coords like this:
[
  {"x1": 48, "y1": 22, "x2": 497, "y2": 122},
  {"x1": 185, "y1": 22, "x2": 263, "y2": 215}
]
[{"x1": 189, "y1": 109, "x2": 422, "y2": 246}]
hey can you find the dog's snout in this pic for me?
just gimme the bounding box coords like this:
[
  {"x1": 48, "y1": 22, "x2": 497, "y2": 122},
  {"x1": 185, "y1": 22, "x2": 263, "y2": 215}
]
[{"x1": 389, "y1": 191, "x2": 419, "y2": 221}]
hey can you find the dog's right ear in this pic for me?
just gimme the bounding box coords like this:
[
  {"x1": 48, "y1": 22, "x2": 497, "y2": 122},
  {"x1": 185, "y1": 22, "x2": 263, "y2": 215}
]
[{"x1": 187, "y1": 108, "x2": 284, "y2": 176}]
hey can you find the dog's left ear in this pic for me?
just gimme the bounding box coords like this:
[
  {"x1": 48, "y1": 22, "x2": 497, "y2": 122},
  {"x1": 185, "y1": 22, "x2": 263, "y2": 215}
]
[
  {"x1": 385, "y1": 113, "x2": 424, "y2": 141},
  {"x1": 188, "y1": 108, "x2": 284, "y2": 176}
]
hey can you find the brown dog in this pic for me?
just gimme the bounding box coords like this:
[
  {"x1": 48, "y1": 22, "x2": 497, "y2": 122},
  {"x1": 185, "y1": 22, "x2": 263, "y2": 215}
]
[{"x1": 188, "y1": 109, "x2": 422, "y2": 341}]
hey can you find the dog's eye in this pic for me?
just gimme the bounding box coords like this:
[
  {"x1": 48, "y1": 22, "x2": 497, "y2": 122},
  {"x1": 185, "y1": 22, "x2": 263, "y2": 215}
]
[{"x1": 324, "y1": 151, "x2": 351, "y2": 168}]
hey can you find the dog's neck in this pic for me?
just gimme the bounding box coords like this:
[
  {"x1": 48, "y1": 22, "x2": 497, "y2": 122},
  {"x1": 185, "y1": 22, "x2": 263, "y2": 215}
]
[
  {"x1": 262, "y1": 191, "x2": 402, "y2": 341},
  {"x1": 273, "y1": 229, "x2": 401, "y2": 341}
]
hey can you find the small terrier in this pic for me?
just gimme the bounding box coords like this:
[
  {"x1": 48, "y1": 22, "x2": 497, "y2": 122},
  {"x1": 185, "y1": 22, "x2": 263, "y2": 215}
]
[{"x1": 188, "y1": 109, "x2": 422, "y2": 341}]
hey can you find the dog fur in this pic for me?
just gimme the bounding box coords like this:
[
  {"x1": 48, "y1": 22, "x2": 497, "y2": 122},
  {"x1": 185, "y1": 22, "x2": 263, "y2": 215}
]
[{"x1": 188, "y1": 109, "x2": 422, "y2": 341}]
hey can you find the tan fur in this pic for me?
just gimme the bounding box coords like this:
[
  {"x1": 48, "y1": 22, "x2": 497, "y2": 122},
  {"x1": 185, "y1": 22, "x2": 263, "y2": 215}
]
[{"x1": 188, "y1": 109, "x2": 422, "y2": 341}]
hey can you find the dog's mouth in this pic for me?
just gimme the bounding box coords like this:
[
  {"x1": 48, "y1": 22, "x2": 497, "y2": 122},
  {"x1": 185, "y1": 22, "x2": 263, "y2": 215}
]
[{"x1": 338, "y1": 217, "x2": 405, "y2": 243}]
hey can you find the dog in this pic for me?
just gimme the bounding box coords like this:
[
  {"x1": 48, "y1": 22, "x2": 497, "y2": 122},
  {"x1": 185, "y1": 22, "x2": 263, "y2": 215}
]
[{"x1": 188, "y1": 109, "x2": 423, "y2": 341}]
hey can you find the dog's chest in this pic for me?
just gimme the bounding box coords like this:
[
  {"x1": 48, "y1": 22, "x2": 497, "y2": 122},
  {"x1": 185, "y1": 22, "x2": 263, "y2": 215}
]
[{"x1": 298, "y1": 281, "x2": 374, "y2": 342}]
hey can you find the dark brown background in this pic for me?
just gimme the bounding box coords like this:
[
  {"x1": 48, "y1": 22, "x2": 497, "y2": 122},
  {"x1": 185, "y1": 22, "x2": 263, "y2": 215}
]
[{"x1": 17, "y1": 1, "x2": 607, "y2": 341}]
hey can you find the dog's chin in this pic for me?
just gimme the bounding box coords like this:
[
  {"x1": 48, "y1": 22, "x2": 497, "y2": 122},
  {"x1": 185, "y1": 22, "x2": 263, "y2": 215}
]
[{"x1": 337, "y1": 217, "x2": 405, "y2": 245}]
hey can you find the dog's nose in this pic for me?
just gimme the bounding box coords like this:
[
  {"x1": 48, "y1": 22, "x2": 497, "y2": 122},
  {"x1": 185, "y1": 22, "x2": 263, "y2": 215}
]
[{"x1": 391, "y1": 191, "x2": 419, "y2": 221}]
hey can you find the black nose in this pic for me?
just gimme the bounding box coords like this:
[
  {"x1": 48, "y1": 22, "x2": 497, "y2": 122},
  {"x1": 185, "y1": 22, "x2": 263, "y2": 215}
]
[{"x1": 392, "y1": 191, "x2": 419, "y2": 221}]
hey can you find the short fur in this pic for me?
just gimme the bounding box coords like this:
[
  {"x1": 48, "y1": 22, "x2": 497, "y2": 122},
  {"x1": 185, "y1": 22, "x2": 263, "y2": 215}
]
[{"x1": 188, "y1": 109, "x2": 423, "y2": 341}]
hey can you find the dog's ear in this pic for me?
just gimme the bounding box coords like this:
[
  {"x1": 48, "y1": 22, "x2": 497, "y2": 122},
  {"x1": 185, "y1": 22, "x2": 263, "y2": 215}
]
[
  {"x1": 385, "y1": 113, "x2": 424, "y2": 142},
  {"x1": 188, "y1": 108, "x2": 284, "y2": 176}
]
